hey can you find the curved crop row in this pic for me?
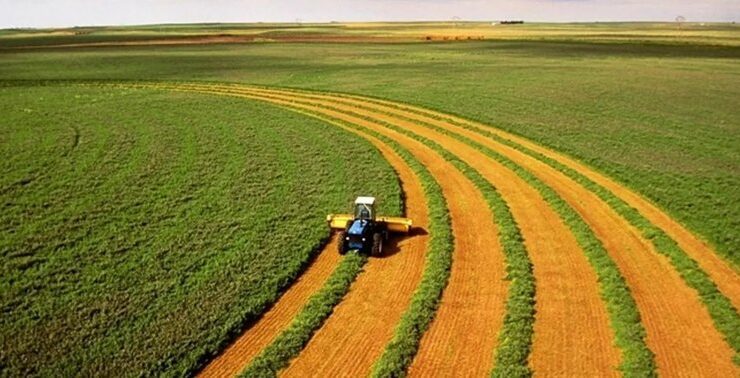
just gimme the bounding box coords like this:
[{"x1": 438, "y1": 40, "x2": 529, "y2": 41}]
[
  {"x1": 311, "y1": 102, "x2": 650, "y2": 375},
  {"x1": 100, "y1": 81, "x2": 736, "y2": 375},
  {"x1": 224, "y1": 83, "x2": 737, "y2": 370},
  {"x1": 0, "y1": 84, "x2": 402, "y2": 377}
]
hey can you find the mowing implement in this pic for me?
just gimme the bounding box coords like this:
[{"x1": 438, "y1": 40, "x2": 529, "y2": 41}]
[{"x1": 327, "y1": 196, "x2": 412, "y2": 256}]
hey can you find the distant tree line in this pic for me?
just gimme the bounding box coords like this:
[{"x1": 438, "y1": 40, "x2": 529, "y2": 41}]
[{"x1": 499, "y1": 21, "x2": 524, "y2": 24}]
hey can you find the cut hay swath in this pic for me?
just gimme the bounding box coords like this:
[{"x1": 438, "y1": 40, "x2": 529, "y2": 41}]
[{"x1": 101, "y1": 82, "x2": 740, "y2": 376}]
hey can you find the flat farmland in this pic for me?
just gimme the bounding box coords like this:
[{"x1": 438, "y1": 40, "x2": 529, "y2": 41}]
[{"x1": 0, "y1": 22, "x2": 738, "y2": 376}]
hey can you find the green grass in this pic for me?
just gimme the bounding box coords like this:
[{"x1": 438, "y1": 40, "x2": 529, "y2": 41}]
[
  {"x1": 0, "y1": 84, "x2": 401, "y2": 376},
  {"x1": 1, "y1": 34, "x2": 737, "y2": 264},
  {"x1": 1, "y1": 23, "x2": 738, "y2": 376}
]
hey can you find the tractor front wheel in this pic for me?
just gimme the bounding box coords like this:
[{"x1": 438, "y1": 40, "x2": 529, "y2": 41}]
[
  {"x1": 338, "y1": 232, "x2": 347, "y2": 255},
  {"x1": 372, "y1": 233, "x2": 383, "y2": 256}
]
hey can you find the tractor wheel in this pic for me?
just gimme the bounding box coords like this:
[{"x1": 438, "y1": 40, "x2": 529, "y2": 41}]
[
  {"x1": 372, "y1": 233, "x2": 383, "y2": 256},
  {"x1": 338, "y1": 232, "x2": 347, "y2": 255}
]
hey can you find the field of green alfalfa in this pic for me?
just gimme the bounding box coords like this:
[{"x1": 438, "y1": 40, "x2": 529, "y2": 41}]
[
  {"x1": 0, "y1": 84, "x2": 401, "y2": 376},
  {"x1": 1, "y1": 21, "x2": 738, "y2": 376}
]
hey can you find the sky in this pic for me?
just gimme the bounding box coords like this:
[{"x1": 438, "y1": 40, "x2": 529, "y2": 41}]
[{"x1": 1, "y1": 0, "x2": 738, "y2": 29}]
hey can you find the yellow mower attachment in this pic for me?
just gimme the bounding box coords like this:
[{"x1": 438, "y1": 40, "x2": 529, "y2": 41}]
[
  {"x1": 327, "y1": 214, "x2": 412, "y2": 233},
  {"x1": 328, "y1": 196, "x2": 413, "y2": 255}
]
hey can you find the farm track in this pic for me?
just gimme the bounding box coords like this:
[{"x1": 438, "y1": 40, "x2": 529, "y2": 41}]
[
  {"x1": 121, "y1": 82, "x2": 738, "y2": 376},
  {"x1": 197, "y1": 239, "x2": 341, "y2": 378}
]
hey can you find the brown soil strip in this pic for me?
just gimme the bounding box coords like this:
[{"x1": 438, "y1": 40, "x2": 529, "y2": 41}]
[
  {"x1": 195, "y1": 86, "x2": 619, "y2": 376},
  {"x1": 329, "y1": 93, "x2": 740, "y2": 310},
  {"x1": 197, "y1": 239, "x2": 340, "y2": 378},
  {"x1": 246, "y1": 88, "x2": 736, "y2": 375}
]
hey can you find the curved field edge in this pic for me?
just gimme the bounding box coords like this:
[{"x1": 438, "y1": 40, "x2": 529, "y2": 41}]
[
  {"x1": 240, "y1": 252, "x2": 367, "y2": 377},
  {"x1": 229, "y1": 83, "x2": 738, "y2": 360},
  {"x1": 0, "y1": 84, "x2": 402, "y2": 377}
]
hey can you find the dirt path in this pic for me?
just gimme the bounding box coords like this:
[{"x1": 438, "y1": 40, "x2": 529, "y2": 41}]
[
  {"x1": 234, "y1": 87, "x2": 736, "y2": 375},
  {"x1": 198, "y1": 240, "x2": 340, "y2": 378}
]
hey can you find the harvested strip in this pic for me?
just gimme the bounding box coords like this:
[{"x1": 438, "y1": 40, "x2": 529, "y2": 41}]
[
  {"x1": 328, "y1": 98, "x2": 737, "y2": 375},
  {"x1": 301, "y1": 89, "x2": 740, "y2": 309},
  {"x1": 208, "y1": 90, "x2": 508, "y2": 377},
  {"x1": 198, "y1": 86, "x2": 617, "y2": 376},
  {"x1": 242, "y1": 251, "x2": 367, "y2": 376},
  {"x1": 197, "y1": 240, "x2": 341, "y2": 378}
]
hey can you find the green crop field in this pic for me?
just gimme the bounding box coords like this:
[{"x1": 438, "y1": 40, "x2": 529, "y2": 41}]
[
  {"x1": 2, "y1": 25, "x2": 738, "y2": 262},
  {"x1": 1, "y1": 22, "x2": 738, "y2": 376},
  {"x1": 0, "y1": 85, "x2": 400, "y2": 375}
]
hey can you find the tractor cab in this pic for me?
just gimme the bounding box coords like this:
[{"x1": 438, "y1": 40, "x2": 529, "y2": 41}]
[
  {"x1": 353, "y1": 196, "x2": 376, "y2": 222},
  {"x1": 335, "y1": 196, "x2": 379, "y2": 255}
]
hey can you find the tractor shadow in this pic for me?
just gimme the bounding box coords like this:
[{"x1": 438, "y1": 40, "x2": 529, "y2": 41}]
[{"x1": 377, "y1": 226, "x2": 428, "y2": 258}]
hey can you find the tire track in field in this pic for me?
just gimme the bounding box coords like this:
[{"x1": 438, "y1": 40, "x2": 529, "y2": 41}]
[
  {"x1": 182, "y1": 85, "x2": 619, "y2": 375},
  {"x1": 197, "y1": 239, "x2": 340, "y2": 378},
  {"x1": 228, "y1": 85, "x2": 736, "y2": 375}
]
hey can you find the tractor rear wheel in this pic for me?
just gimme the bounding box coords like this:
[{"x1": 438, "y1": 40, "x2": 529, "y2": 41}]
[
  {"x1": 372, "y1": 233, "x2": 383, "y2": 256},
  {"x1": 338, "y1": 232, "x2": 347, "y2": 255}
]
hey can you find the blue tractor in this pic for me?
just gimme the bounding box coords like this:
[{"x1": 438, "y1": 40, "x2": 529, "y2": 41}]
[{"x1": 327, "y1": 196, "x2": 412, "y2": 256}]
